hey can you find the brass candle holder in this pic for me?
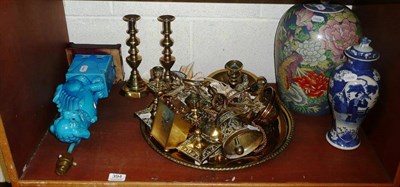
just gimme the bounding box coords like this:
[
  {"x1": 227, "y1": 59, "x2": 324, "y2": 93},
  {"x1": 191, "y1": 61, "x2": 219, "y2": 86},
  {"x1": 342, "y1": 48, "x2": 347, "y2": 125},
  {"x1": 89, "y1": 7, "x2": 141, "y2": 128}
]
[
  {"x1": 158, "y1": 15, "x2": 176, "y2": 84},
  {"x1": 147, "y1": 66, "x2": 168, "y2": 116},
  {"x1": 120, "y1": 14, "x2": 148, "y2": 98},
  {"x1": 148, "y1": 66, "x2": 167, "y2": 96},
  {"x1": 225, "y1": 60, "x2": 244, "y2": 88}
]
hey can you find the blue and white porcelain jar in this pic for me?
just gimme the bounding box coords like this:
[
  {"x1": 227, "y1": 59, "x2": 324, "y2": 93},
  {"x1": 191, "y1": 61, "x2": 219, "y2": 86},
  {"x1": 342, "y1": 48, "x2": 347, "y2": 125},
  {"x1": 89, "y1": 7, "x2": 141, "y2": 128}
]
[{"x1": 326, "y1": 37, "x2": 380, "y2": 150}]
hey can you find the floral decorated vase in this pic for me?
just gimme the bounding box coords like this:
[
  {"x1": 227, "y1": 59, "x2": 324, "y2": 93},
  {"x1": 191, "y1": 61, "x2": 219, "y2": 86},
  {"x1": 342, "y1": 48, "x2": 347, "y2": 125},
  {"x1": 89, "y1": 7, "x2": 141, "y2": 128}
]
[
  {"x1": 274, "y1": 3, "x2": 362, "y2": 115},
  {"x1": 326, "y1": 37, "x2": 380, "y2": 150}
]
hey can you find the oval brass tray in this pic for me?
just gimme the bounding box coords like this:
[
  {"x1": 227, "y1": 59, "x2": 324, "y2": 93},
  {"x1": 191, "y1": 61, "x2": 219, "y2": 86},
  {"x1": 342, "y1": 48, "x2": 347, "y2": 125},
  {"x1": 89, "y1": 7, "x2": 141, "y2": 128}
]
[{"x1": 140, "y1": 101, "x2": 294, "y2": 171}]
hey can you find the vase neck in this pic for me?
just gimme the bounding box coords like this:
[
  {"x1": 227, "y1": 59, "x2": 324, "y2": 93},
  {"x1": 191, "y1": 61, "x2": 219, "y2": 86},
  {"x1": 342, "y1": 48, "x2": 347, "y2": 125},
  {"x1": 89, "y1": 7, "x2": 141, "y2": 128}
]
[{"x1": 347, "y1": 58, "x2": 372, "y2": 71}]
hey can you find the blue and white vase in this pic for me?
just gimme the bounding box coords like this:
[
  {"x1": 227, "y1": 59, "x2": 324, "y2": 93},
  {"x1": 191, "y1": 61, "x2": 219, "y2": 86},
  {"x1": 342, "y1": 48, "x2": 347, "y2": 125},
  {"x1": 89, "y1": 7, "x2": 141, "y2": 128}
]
[{"x1": 326, "y1": 37, "x2": 380, "y2": 150}]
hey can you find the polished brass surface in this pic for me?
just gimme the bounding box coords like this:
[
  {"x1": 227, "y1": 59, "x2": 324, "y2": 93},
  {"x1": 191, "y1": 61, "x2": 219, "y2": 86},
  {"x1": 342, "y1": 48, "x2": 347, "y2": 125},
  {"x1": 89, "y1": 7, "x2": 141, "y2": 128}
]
[
  {"x1": 202, "y1": 122, "x2": 223, "y2": 142},
  {"x1": 225, "y1": 60, "x2": 244, "y2": 88},
  {"x1": 222, "y1": 128, "x2": 263, "y2": 159},
  {"x1": 158, "y1": 15, "x2": 176, "y2": 83},
  {"x1": 238, "y1": 86, "x2": 280, "y2": 127},
  {"x1": 184, "y1": 92, "x2": 201, "y2": 124},
  {"x1": 140, "y1": 100, "x2": 294, "y2": 170},
  {"x1": 176, "y1": 129, "x2": 221, "y2": 165},
  {"x1": 215, "y1": 110, "x2": 263, "y2": 159},
  {"x1": 120, "y1": 14, "x2": 148, "y2": 98},
  {"x1": 147, "y1": 66, "x2": 169, "y2": 115},
  {"x1": 208, "y1": 68, "x2": 258, "y2": 92},
  {"x1": 151, "y1": 100, "x2": 191, "y2": 151},
  {"x1": 209, "y1": 66, "x2": 281, "y2": 126},
  {"x1": 148, "y1": 66, "x2": 168, "y2": 96},
  {"x1": 55, "y1": 152, "x2": 73, "y2": 176}
]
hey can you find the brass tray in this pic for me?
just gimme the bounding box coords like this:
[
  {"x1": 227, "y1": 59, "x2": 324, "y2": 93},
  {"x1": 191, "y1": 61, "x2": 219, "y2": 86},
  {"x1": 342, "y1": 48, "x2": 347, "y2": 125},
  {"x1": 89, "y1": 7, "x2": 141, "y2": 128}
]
[{"x1": 140, "y1": 102, "x2": 294, "y2": 171}]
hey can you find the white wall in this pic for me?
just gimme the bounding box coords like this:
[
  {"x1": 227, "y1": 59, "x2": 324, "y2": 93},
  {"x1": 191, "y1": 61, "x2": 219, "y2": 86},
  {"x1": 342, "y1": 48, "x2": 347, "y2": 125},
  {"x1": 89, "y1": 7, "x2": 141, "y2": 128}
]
[
  {"x1": 0, "y1": 167, "x2": 4, "y2": 182},
  {"x1": 64, "y1": 0, "x2": 293, "y2": 82},
  {"x1": 0, "y1": 150, "x2": 5, "y2": 182}
]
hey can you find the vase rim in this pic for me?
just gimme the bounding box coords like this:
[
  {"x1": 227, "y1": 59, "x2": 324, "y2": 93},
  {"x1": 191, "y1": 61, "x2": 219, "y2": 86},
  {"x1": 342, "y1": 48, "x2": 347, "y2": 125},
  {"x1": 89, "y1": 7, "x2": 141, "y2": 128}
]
[{"x1": 303, "y1": 4, "x2": 345, "y2": 13}]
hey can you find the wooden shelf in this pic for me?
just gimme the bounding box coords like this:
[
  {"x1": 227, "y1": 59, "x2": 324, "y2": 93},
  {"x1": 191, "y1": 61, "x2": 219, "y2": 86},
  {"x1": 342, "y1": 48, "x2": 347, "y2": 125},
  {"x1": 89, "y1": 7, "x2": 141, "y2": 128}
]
[{"x1": 20, "y1": 84, "x2": 390, "y2": 185}]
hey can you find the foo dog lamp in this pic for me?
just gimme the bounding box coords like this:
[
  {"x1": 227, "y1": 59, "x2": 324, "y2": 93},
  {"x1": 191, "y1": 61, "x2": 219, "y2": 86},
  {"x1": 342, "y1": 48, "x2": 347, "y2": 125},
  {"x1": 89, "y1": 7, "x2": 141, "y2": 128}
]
[{"x1": 50, "y1": 54, "x2": 115, "y2": 175}]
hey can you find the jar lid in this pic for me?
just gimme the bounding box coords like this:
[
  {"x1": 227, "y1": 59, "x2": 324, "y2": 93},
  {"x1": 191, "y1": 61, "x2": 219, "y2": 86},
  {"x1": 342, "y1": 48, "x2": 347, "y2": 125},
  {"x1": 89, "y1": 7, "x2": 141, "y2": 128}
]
[{"x1": 345, "y1": 37, "x2": 380, "y2": 62}]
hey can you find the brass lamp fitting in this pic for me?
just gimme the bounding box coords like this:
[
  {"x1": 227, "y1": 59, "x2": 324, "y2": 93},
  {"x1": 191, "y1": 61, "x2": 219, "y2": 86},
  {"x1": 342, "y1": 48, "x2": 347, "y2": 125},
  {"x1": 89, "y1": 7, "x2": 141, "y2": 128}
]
[{"x1": 55, "y1": 152, "x2": 74, "y2": 175}]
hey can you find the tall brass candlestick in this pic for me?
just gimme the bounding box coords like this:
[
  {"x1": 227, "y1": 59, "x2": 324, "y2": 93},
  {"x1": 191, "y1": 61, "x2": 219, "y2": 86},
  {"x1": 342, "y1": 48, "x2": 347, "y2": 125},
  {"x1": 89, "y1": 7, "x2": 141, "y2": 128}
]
[
  {"x1": 158, "y1": 15, "x2": 176, "y2": 83},
  {"x1": 120, "y1": 14, "x2": 148, "y2": 98}
]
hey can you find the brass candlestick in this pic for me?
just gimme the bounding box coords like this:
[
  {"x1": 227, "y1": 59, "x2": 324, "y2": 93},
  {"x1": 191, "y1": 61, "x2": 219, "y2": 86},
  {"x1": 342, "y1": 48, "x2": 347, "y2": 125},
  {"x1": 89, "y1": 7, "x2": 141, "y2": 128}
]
[
  {"x1": 147, "y1": 66, "x2": 168, "y2": 116},
  {"x1": 225, "y1": 60, "x2": 244, "y2": 88},
  {"x1": 148, "y1": 66, "x2": 167, "y2": 96},
  {"x1": 158, "y1": 15, "x2": 176, "y2": 83},
  {"x1": 120, "y1": 14, "x2": 148, "y2": 98}
]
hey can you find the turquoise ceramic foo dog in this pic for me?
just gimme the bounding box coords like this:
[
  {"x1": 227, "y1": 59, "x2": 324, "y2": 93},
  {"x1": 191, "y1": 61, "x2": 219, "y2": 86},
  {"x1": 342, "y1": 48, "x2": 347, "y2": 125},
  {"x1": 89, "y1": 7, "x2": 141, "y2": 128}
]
[{"x1": 50, "y1": 54, "x2": 115, "y2": 175}]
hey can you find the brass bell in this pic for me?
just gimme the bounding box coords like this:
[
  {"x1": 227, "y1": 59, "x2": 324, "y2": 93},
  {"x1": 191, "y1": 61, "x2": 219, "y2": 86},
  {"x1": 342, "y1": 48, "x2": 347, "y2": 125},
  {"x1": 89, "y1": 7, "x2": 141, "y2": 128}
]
[
  {"x1": 222, "y1": 128, "x2": 263, "y2": 159},
  {"x1": 216, "y1": 110, "x2": 263, "y2": 159}
]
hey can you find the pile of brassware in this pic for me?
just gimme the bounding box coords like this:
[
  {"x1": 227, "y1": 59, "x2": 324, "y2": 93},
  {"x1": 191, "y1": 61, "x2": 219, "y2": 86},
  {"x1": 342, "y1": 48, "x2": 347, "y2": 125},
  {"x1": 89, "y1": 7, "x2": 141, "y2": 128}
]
[{"x1": 136, "y1": 60, "x2": 293, "y2": 170}]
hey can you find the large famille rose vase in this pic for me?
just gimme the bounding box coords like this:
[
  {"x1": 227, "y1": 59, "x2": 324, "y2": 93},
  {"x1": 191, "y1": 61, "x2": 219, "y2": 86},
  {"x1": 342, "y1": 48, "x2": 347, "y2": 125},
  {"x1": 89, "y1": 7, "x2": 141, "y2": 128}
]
[
  {"x1": 326, "y1": 37, "x2": 380, "y2": 150},
  {"x1": 274, "y1": 3, "x2": 362, "y2": 115}
]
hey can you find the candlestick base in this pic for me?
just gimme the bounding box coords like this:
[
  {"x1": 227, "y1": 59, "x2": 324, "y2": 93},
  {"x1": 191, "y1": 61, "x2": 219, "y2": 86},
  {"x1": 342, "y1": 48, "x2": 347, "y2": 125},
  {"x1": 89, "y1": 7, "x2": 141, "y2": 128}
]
[{"x1": 120, "y1": 81, "x2": 148, "y2": 98}]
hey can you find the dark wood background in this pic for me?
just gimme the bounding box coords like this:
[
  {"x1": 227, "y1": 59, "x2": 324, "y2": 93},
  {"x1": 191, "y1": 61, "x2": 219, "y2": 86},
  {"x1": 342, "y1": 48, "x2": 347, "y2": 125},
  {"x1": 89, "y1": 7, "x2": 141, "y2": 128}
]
[{"x1": 0, "y1": 0, "x2": 69, "y2": 177}]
